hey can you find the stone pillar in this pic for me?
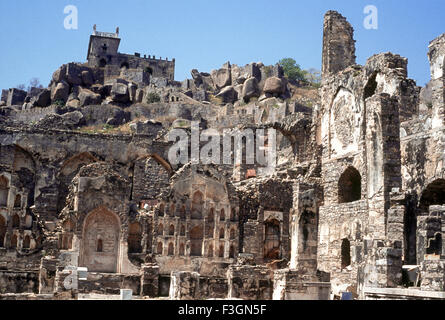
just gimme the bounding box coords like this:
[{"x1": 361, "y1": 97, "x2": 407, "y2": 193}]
[
  {"x1": 363, "y1": 240, "x2": 403, "y2": 289},
  {"x1": 365, "y1": 94, "x2": 402, "y2": 239},
  {"x1": 428, "y1": 33, "x2": 445, "y2": 129},
  {"x1": 169, "y1": 271, "x2": 200, "y2": 300},
  {"x1": 417, "y1": 207, "x2": 443, "y2": 264},
  {"x1": 140, "y1": 263, "x2": 159, "y2": 297},
  {"x1": 322, "y1": 11, "x2": 356, "y2": 80},
  {"x1": 38, "y1": 257, "x2": 59, "y2": 294},
  {"x1": 420, "y1": 257, "x2": 445, "y2": 291}
]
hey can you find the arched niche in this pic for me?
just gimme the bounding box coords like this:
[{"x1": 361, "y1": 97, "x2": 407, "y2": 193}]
[
  {"x1": 128, "y1": 222, "x2": 142, "y2": 254},
  {"x1": 338, "y1": 166, "x2": 362, "y2": 204},
  {"x1": 191, "y1": 191, "x2": 203, "y2": 219},
  {"x1": 190, "y1": 225, "x2": 203, "y2": 256},
  {"x1": 264, "y1": 219, "x2": 281, "y2": 260},
  {"x1": 80, "y1": 207, "x2": 121, "y2": 273}
]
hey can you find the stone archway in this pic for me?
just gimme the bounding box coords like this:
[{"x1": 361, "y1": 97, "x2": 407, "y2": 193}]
[{"x1": 81, "y1": 207, "x2": 120, "y2": 273}]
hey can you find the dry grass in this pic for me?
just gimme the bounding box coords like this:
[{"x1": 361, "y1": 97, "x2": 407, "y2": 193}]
[{"x1": 77, "y1": 116, "x2": 150, "y2": 135}]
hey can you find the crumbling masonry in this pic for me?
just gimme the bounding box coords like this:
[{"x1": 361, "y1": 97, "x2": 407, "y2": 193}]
[{"x1": 0, "y1": 12, "x2": 444, "y2": 300}]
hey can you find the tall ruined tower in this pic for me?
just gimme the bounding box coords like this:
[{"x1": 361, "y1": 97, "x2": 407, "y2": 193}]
[
  {"x1": 322, "y1": 11, "x2": 356, "y2": 79},
  {"x1": 428, "y1": 33, "x2": 445, "y2": 128}
]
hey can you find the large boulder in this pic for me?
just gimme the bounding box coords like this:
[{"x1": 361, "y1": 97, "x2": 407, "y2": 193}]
[
  {"x1": 81, "y1": 70, "x2": 94, "y2": 86},
  {"x1": 110, "y1": 81, "x2": 130, "y2": 103},
  {"x1": 79, "y1": 88, "x2": 102, "y2": 107},
  {"x1": 52, "y1": 64, "x2": 67, "y2": 83},
  {"x1": 51, "y1": 81, "x2": 70, "y2": 102},
  {"x1": 263, "y1": 77, "x2": 285, "y2": 95},
  {"x1": 211, "y1": 62, "x2": 231, "y2": 89},
  {"x1": 241, "y1": 77, "x2": 260, "y2": 102},
  {"x1": 65, "y1": 63, "x2": 83, "y2": 86},
  {"x1": 215, "y1": 86, "x2": 237, "y2": 104},
  {"x1": 33, "y1": 89, "x2": 51, "y2": 107}
]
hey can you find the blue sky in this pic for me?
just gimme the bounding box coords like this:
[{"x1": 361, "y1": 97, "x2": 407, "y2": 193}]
[{"x1": 0, "y1": 0, "x2": 443, "y2": 90}]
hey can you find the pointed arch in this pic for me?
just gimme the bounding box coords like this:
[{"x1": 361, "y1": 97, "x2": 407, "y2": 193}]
[
  {"x1": 80, "y1": 207, "x2": 121, "y2": 273},
  {"x1": 338, "y1": 166, "x2": 361, "y2": 203}
]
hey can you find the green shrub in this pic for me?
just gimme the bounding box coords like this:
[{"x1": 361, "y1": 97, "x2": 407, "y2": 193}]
[{"x1": 146, "y1": 92, "x2": 161, "y2": 104}]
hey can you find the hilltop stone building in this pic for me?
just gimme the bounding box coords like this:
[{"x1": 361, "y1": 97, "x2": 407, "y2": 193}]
[{"x1": 0, "y1": 12, "x2": 444, "y2": 300}]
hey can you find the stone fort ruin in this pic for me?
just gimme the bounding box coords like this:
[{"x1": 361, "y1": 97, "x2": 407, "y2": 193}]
[{"x1": 0, "y1": 11, "x2": 444, "y2": 300}]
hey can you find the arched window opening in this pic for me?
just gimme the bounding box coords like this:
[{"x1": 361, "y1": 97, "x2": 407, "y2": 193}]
[
  {"x1": 180, "y1": 225, "x2": 185, "y2": 236},
  {"x1": 23, "y1": 235, "x2": 31, "y2": 249},
  {"x1": 191, "y1": 191, "x2": 203, "y2": 219},
  {"x1": 299, "y1": 211, "x2": 317, "y2": 255},
  {"x1": 419, "y1": 179, "x2": 445, "y2": 211},
  {"x1": 218, "y1": 245, "x2": 224, "y2": 258},
  {"x1": 208, "y1": 244, "x2": 213, "y2": 258},
  {"x1": 158, "y1": 223, "x2": 164, "y2": 236},
  {"x1": 229, "y1": 245, "x2": 235, "y2": 258},
  {"x1": 338, "y1": 167, "x2": 361, "y2": 204},
  {"x1": 341, "y1": 238, "x2": 351, "y2": 269},
  {"x1": 220, "y1": 209, "x2": 225, "y2": 222},
  {"x1": 264, "y1": 219, "x2": 281, "y2": 260},
  {"x1": 219, "y1": 228, "x2": 225, "y2": 239},
  {"x1": 157, "y1": 242, "x2": 163, "y2": 255},
  {"x1": 179, "y1": 205, "x2": 186, "y2": 219},
  {"x1": 208, "y1": 208, "x2": 214, "y2": 222},
  {"x1": 168, "y1": 243, "x2": 174, "y2": 256},
  {"x1": 128, "y1": 222, "x2": 142, "y2": 254},
  {"x1": 169, "y1": 225, "x2": 175, "y2": 236},
  {"x1": 0, "y1": 176, "x2": 8, "y2": 207},
  {"x1": 190, "y1": 225, "x2": 203, "y2": 256},
  {"x1": 179, "y1": 243, "x2": 185, "y2": 256},
  {"x1": 14, "y1": 194, "x2": 21, "y2": 208},
  {"x1": 97, "y1": 239, "x2": 103, "y2": 252},
  {"x1": 158, "y1": 204, "x2": 165, "y2": 217},
  {"x1": 230, "y1": 229, "x2": 236, "y2": 240},
  {"x1": 12, "y1": 214, "x2": 20, "y2": 228},
  {"x1": 230, "y1": 209, "x2": 236, "y2": 221},
  {"x1": 169, "y1": 204, "x2": 175, "y2": 217},
  {"x1": 11, "y1": 234, "x2": 18, "y2": 248}
]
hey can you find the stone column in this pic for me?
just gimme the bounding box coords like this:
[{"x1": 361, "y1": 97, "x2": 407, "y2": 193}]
[
  {"x1": 365, "y1": 94, "x2": 402, "y2": 239},
  {"x1": 140, "y1": 263, "x2": 159, "y2": 297}
]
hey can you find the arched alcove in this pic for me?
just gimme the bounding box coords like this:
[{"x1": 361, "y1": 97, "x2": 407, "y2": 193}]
[
  {"x1": 264, "y1": 219, "x2": 281, "y2": 260},
  {"x1": 157, "y1": 242, "x2": 163, "y2": 255},
  {"x1": 168, "y1": 243, "x2": 174, "y2": 256},
  {"x1": 128, "y1": 222, "x2": 142, "y2": 254},
  {"x1": 338, "y1": 167, "x2": 361, "y2": 203},
  {"x1": 191, "y1": 191, "x2": 203, "y2": 219},
  {"x1": 0, "y1": 176, "x2": 8, "y2": 207},
  {"x1": 419, "y1": 179, "x2": 445, "y2": 211},
  {"x1": 23, "y1": 235, "x2": 31, "y2": 249},
  {"x1": 81, "y1": 207, "x2": 120, "y2": 273},
  {"x1": 341, "y1": 238, "x2": 351, "y2": 269},
  {"x1": 190, "y1": 225, "x2": 203, "y2": 256},
  {"x1": 12, "y1": 214, "x2": 20, "y2": 228},
  {"x1": 179, "y1": 243, "x2": 185, "y2": 256},
  {"x1": 169, "y1": 225, "x2": 175, "y2": 236}
]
